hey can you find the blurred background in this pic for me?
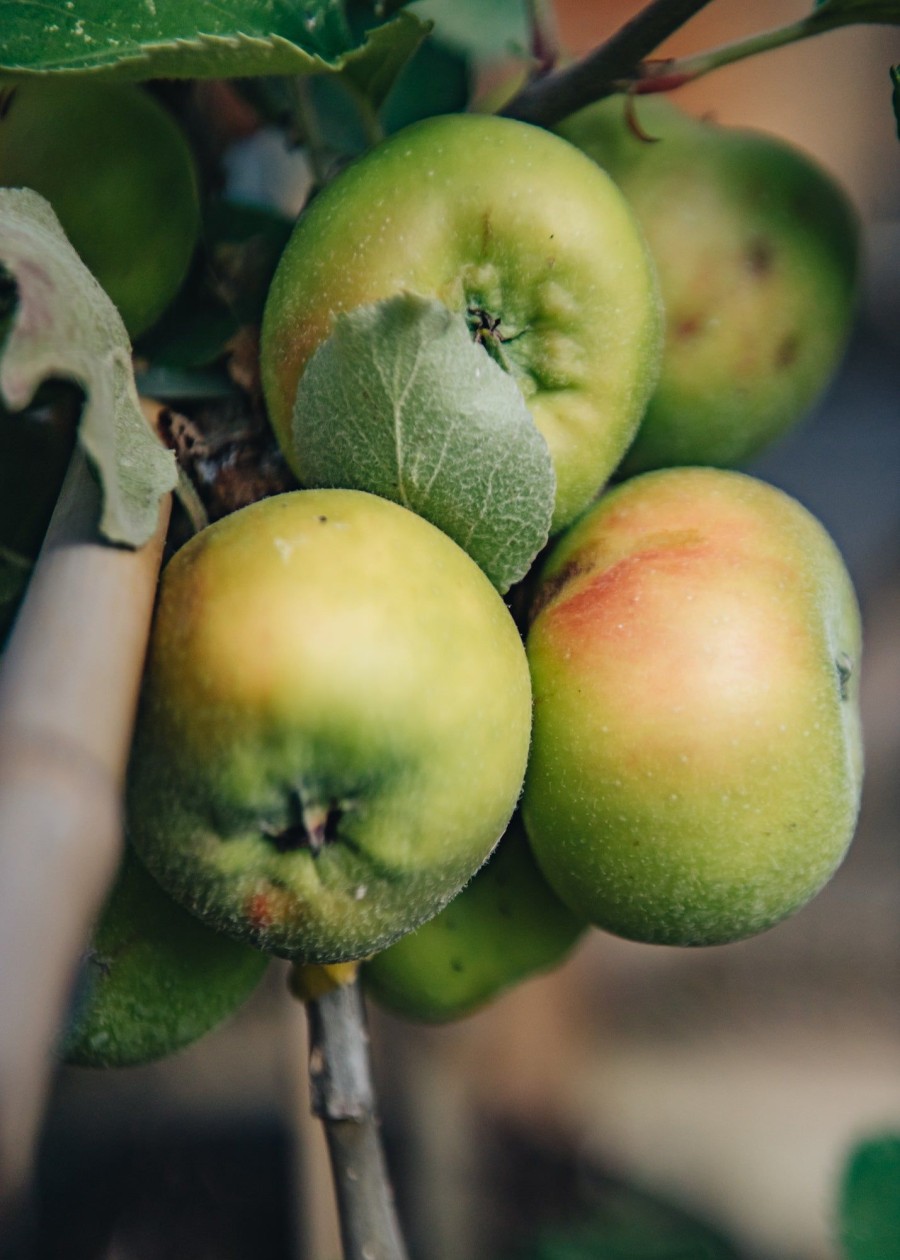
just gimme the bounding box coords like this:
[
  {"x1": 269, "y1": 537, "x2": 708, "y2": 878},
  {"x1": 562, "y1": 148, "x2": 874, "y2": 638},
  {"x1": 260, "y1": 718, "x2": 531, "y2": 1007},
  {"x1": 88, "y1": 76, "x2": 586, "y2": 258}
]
[{"x1": 11, "y1": 3, "x2": 900, "y2": 1258}]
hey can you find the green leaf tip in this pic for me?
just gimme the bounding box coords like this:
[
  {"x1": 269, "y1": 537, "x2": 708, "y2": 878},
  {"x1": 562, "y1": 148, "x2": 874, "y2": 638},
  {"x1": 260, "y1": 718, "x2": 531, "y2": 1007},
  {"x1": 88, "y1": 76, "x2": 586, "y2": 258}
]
[
  {"x1": 839, "y1": 1132, "x2": 900, "y2": 1260},
  {"x1": 0, "y1": 188, "x2": 176, "y2": 548},
  {"x1": 292, "y1": 293, "x2": 556, "y2": 594}
]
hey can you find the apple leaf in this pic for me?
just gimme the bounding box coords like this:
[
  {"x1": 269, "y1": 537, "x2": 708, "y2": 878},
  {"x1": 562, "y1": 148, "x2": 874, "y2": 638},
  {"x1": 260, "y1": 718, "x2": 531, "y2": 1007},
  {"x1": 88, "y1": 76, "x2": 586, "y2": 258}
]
[
  {"x1": 839, "y1": 1134, "x2": 900, "y2": 1260},
  {"x1": 0, "y1": 189, "x2": 176, "y2": 547},
  {"x1": 0, "y1": 2, "x2": 426, "y2": 84},
  {"x1": 292, "y1": 294, "x2": 556, "y2": 593},
  {"x1": 408, "y1": 0, "x2": 530, "y2": 59}
]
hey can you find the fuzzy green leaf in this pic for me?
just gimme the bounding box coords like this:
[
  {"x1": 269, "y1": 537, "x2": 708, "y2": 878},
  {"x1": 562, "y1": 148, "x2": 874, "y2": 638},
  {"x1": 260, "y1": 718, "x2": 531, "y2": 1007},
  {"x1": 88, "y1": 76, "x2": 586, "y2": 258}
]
[
  {"x1": 839, "y1": 1134, "x2": 900, "y2": 1260},
  {"x1": 292, "y1": 294, "x2": 555, "y2": 593},
  {"x1": 0, "y1": 2, "x2": 425, "y2": 83},
  {"x1": 0, "y1": 189, "x2": 175, "y2": 546}
]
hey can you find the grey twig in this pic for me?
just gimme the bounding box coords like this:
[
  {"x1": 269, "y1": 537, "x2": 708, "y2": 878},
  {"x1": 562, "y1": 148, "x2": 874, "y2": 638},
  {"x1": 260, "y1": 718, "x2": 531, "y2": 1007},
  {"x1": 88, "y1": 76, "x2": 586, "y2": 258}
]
[
  {"x1": 307, "y1": 978, "x2": 410, "y2": 1260},
  {"x1": 501, "y1": 0, "x2": 716, "y2": 127}
]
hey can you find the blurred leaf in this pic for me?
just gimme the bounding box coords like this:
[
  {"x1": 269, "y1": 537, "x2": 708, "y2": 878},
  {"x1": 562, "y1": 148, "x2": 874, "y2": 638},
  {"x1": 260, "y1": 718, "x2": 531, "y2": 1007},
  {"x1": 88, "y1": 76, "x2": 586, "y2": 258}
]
[
  {"x1": 292, "y1": 293, "x2": 555, "y2": 593},
  {"x1": 135, "y1": 201, "x2": 294, "y2": 369},
  {"x1": 839, "y1": 1133, "x2": 900, "y2": 1260},
  {"x1": 133, "y1": 365, "x2": 239, "y2": 404},
  {"x1": 0, "y1": 189, "x2": 175, "y2": 547},
  {"x1": 380, "y1": 33, "x2": 472, "y2": 132},
  {"x1": 409, "y1": 0, "x2": 530, "y2": 59},
  {"x1": 0, "y1": 2, "x2": 426, "y2": 83}
]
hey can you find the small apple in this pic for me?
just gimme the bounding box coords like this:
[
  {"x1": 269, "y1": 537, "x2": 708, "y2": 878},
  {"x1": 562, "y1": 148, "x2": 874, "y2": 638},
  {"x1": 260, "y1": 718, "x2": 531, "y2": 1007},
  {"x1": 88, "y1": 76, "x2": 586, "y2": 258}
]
[
  {"x1": 0, "y1": 79, "x2": 200, "y2": 338},
  {"x1": 260, "y1": 113, "x2": 662, "y2": 532},
  {"x1": 63, "y1": 847, "x2": 269, "y2": 1068},
  {"x1": 128, "y1": 489, "x2": 532, "y2": 963},
  {"x1": 522, "y1": 467, "x2": 862, "y2": 946},
  {"x1": 557, "y1": 97, "x2": 859, "y2": 473},
  {"x1": 362, "y1": 815, "x2": 584, "y2": 1022}
]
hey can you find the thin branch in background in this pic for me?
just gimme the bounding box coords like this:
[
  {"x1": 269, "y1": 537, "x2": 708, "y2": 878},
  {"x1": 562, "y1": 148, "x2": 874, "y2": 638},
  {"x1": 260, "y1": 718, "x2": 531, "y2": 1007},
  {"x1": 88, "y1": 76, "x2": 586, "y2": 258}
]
[
  {"x1": 627, "y1": 8, "x2": 898, "y2": 94},
  {"x1": 501, "y1": 0, "x2": 715, "y2": 126},
  {"x1": 305, "y1": 976, "x2": 410, "y2": 1260}
]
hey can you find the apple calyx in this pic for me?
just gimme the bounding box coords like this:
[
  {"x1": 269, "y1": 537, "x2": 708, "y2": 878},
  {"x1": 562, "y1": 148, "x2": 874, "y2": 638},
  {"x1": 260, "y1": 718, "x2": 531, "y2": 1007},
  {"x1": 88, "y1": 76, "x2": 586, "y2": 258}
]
[{"x1": 262, "y1": 789, "x2": 349, "y2": 857}]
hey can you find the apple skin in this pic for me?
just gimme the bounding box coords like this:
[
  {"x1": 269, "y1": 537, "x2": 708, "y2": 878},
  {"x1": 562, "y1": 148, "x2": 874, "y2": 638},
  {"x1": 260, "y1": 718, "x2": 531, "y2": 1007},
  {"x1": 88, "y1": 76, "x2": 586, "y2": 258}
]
[
  {"x1": 522, "y1": 467, "x2": 862, "y2": 946},
  {"x1": 63, "y1": 847, "x2": 268, "y2": 1069},
  {"x1": 557, "y1": 97, "x2": 859, "y2": 473},
  {"x1": 362, "y1": 815, "x2": 584, "y2": 1022},
  {"x1": 0, "y1": 79, "x2": 200, "y2": 338},
  {"x1": 128, "y1": 489, "x2": 533, "y2": 963},
  {"x1": 260, "y1": 113, "x2": 662, "y2": 532}
]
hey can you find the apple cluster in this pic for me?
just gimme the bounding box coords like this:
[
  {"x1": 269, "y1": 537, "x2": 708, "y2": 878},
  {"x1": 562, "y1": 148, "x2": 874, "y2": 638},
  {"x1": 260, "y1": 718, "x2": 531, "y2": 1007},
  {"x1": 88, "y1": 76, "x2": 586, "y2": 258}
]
[{"x1": 6, "y1": 92, "x2": 860, "y2": 1059}]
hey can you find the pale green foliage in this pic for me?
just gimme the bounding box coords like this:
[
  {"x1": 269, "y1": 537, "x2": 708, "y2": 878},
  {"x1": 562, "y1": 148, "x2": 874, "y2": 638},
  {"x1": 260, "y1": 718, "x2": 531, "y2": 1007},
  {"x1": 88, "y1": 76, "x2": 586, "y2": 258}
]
[{"x1": 293, "y1": 294, "x2": 555, "y2": 593}]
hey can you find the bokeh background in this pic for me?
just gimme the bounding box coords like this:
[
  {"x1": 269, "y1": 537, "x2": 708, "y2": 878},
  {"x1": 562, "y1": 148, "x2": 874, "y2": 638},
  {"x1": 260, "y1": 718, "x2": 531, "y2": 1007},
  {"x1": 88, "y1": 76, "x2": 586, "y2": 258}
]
[{"x1": 13, "y1": 3, "x2": 900, "y2": 1258}]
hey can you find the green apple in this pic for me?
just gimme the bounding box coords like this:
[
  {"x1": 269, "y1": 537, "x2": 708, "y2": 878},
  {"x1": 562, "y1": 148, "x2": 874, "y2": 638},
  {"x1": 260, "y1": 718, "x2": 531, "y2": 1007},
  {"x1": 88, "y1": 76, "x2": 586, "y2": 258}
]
[
  {"x1": 260, "y1": 113, "x2": 662, "y2": 531},
  {"x1": 362, "y1": 815, "x2": 585, "y2": 1022},
  {"x1": 0, "y1": 79, "x2": 200, "y2": 338},
  {"x1": 63, "y1": 847, "x2": 268, "y2": 1069},
  {"x1": 557, "y1": 97, "x2": 859, "y2": 473},
  {"x1": 128, "y1": 488, "x2": 532, "y2": 963},
  {"x1": 522, "y1": 467, "x2": 862, "y2": 946}
]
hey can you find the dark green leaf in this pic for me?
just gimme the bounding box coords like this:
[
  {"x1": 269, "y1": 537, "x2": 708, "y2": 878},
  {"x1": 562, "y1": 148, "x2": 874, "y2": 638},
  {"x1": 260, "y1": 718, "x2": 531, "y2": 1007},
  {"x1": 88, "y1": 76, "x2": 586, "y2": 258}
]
[
  {"x1": 379, "y1": 34, "x2": 472, "y2": 133},
  {"x1": 0, "y1": 2, "x2": 426, "y2": 84},
  {"x1": 409, "y1": 0, "x2": 529, "y2": 59},
  {"x1": 292, "y1": 293, "x2": 556, "y2": 593},
  {"x1": 0, "y1": 189, "x2": 176, "y2": 546},
  {"x1": 813, "y1": 0, "x2": 900, "y2": 20},
  {"x1": 892, "y1": 65, "x2": 900, "y2": 138},
  {"x1": 839, "y1": 1133, "x2": 900, "y2": 1260}
]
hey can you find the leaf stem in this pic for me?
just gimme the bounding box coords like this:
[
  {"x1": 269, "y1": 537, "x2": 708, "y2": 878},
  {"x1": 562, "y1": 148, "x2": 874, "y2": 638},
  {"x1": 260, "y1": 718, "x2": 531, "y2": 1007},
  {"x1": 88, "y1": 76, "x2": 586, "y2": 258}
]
[
  {"x1": 626, "y1": 11, "x2": 869, "y2": 94},
  {"x1": 305, "y1": 977, "x2": 410, "y2": 1260}
]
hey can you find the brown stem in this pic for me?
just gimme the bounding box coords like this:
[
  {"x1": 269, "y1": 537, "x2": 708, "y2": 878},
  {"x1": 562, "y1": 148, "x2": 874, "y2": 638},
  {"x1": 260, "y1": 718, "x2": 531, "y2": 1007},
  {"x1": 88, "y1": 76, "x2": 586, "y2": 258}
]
[
  {"x1": 501, "y1": 0, "x2": 716, "y2": 127},
  {"x1": 306, "y1": 978, "x2": 409, "y2": 1260}
]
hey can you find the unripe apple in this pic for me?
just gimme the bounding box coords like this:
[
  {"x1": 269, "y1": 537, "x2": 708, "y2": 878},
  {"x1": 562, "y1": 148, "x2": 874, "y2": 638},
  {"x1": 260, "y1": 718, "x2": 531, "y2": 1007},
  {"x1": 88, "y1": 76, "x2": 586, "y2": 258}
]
[
  {"x1": 0, "y1": 79, "x2": 200, "y2": 338},
  {"x1": 128, "y1": 489, "x2": 532, "y2": 963},
  {"x1": 63, "y1": 847, "x2": 268, "y2": 1068},
  {"x1": 260, "y1": 113, "x2": 662, "y2": 531},
  {"x1": 522, "y1": 468, "x2": 862, "y2": 946},
  {"x1": 362, "y1": 816, "x2": 584, "y2": 1022},
  {"x1": 557, "y1": 97, "x2": 859, "y2": 473}
]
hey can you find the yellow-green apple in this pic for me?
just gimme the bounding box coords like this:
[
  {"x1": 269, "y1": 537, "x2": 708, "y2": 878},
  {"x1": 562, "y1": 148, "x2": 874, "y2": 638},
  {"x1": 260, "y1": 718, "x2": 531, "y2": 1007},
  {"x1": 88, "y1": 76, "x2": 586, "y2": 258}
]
[
  {"x1": 557, "y1": 97, "x2": 859, "y2": 473},
  {"x1": 260, "y1": 113, "x2": 662, "y2": 531},
  {"x1": 63, "y1": 847, "x2": 268, "y2": 1068},
  {"x1": 522, "y1": 467, "x2": 862, "y2": 946},
  {"x1": 362, "y1": 815, "x2": 584, "y2": 1022},
  {"x1": 128, "y1": 489, "x2": 532, "y2": 963},
  {"x1": 0, "y1": 79, "x2": 200, "y2": 338}
]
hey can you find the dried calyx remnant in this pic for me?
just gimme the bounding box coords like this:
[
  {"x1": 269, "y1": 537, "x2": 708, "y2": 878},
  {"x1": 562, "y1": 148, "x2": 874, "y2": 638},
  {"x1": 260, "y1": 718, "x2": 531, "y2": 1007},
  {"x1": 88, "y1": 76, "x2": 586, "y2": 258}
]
[{"x1": 263, "y1": 790, "x2": 345, "y2": 855}]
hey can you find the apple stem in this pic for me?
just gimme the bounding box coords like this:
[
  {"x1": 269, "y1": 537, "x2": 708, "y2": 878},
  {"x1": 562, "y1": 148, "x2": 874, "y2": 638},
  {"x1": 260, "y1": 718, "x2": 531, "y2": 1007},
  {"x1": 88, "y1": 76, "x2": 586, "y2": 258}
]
[{"x1": 306, "y1": 977, "x2": 410, "y2": 1260}]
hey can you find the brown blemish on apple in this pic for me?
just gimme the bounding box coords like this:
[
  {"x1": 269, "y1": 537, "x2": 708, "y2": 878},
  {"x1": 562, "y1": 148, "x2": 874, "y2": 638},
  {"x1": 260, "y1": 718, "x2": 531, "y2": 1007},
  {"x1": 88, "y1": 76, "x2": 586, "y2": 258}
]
[
  {"x1": 776, "y1": 334, "x2": 800, "y2": 369},
  {"x1": 674, "y1": 315, "x2": 702, "y2": 341},
  {"x1": 745, "y1": 238, "x2": 774, "y2": 278},
  {"x1": 529, "y1": 556, "x2": 591, "y2": 623}
]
